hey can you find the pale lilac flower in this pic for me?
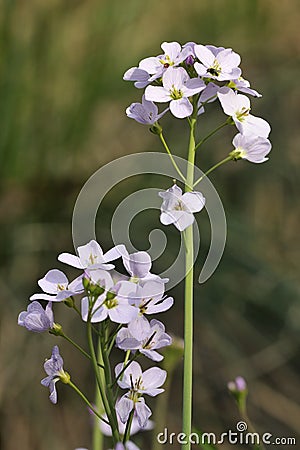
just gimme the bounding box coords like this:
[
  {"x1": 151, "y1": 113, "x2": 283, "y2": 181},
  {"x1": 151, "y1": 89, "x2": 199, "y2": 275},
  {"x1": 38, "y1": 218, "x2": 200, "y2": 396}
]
[
  {"x1": 228, "y1": 77, "x2": 261, "y2": 97},
  {"x1": 197, "y1": 82, "x2": 220, "y2": 115},
  {"x1": 81, "y1": 272, "x2": 138, "y2": 324},
  {"x1": 120, "y1": 248, "x2": 168, "y2": 284},
  {"x1": 218, "y1": 89, "x2": 271, "y2": 137},
  {"x1": 230, "y1": 133, "x2": 272, "y2": 163},
  {"x1": 139, "y1": 41, "x2": 193, "y2": 79},
  {"x1": 115, "y1": 361, "x2": 166, "y2": 427},
  {"x1": 145, "y1": 67, "x2": 205, "y2": 118},
  {"x1": 18, "y1": 301, "x2": 54, "y2": 333},
  {"x1": 194, "y1": 44, "x2": 241, "y2": 81},
  {"x1": 100, "y1": 410, "x2": 153, "y2": 436},
  {"x1": 126, "y1": 95, "x2": 168, "y2": 125},
  {"x1": 41, "y1": 346, "x2": 68, "y2": 404},
  {"x1": 228, "y1": 376, "x2": 247, "y2": 393},
  {"x1": 127, "y1": 280, "x2": 173, "y2": 316},
  {"x1": 116, "y1": 318, "x2": 172, "y2": 361},
  {"x1": 158, "y1": 184, "x2": 205, "y2": 232},
  {"x1": 123, "y1": 67, "x2": 151, "y2": 89},
  {"x1": 30, "y1": 269, "x2": 83, "y2": 302},
  {"x1": 58, "y1": 240, "x2": 125, "y2": 271}
]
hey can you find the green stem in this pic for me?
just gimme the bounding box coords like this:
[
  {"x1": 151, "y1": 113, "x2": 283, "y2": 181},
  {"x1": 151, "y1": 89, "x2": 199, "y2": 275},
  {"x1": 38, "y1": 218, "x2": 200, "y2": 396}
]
[
  {"x1": 101, "y1": 325, "x2": 119, "y2": 436},
  {"x1": 182, "y1": 115, "x2": 197, "y2": 450},
  {"x1": 68, "y1": 380, "x2": 109, "y2": 426},
  {"x1": 60, "y1": 333, "x2": 92, "y2": 361},
  {"x1": 87, "y1": 321, "x2": 120, "y2": 445},
  {"x1": 92, "y1": 337, "x2": 104, "y2": 450},
  {"x1": 123, "y1": 409, "x2": 134, "y2": 444},
  {"x1": 193, "y1": 155, "x2": 233, "y2": 188},
  {"x1": 239, "y1": 408, "x2": 266, "y2": 450},
  {"x1": 158, "y1": 131, "x2": 186, "y2": 182},
  {"x1": 195, "y1": 121, "x2": 228, "y2": 151}
]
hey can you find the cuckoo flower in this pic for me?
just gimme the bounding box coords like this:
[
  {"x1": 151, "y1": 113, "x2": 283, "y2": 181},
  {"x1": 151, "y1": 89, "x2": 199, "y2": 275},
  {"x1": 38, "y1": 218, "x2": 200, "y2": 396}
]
[
  {"x1": 41, "y1": 346, "x2": 69, "y2": 404},
  {"x1": 100, "y1": 410, "x2": 153, "y2": 436},
  {"x1": 218, "y1": 89, "x2": 271, "y2": 137},
  {"x1": 121, "y1": 248, "x2": 152, "y2": 280},
  {"x1": 30, "y1": 269, "x2": 83, "y2": 302},
  {"x1": 194, "y1": 44, "x2": 241, "y2": 81},
  {"x1": 115, "y1": 361, "x2": 166, "y2": 427},
  {"x1": 197, "y1": 82, "x2": 220, "y2": 114},
  {"x1": 230, "y1": 133, "x2": 272, "y2": 163},
  {"x1": 139, "y1": 41, "x2": 192, "y2": 79},
  {"x1": 81, "y1": 270, "x2": 138, "y2": 324},
  {"x1": 123, "y1": 67, "x2": 152, "y2": 89},
  {"x1": 126, "y1": 95, "x2": 168, "y2": 125},
  {"x1": 228, "y1": 77, "x2": 261, "y2": 97},
  {"x1": 18, "y1": 301, "x2": 54, "y2": 333},
  {"x1": 145, "y1": 67, "x2": 205, "y2": 118},
  {"x1": 127, "y1": 280, "x2": 173, "y2": 316},
  {"x1": 158, "y1": 184, "x2": 205, "y2": 232},
  {"x1": 58, "y1": 240, "x2": 125, "y2": 271},
  {"x1": 121, "y1": 248, "x2": 168, "y2": 285},
  {"x1": 116, "y1": 318, "x2": 172, "y2": 361}
]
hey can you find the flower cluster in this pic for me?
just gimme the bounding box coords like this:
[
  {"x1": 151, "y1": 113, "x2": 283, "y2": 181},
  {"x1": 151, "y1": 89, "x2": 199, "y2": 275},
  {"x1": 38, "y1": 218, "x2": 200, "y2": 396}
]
[
  {"x1": 124, "y1": 41, "x2": 271, "y2": 163},
  {"x1": 18, "y1": 239, "x2": 173, "y2": 445}
]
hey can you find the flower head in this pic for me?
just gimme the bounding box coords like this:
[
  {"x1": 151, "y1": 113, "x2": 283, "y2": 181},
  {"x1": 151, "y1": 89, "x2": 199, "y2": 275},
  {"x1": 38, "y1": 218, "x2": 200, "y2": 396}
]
[
  {"x1": 18, "y1": 301, "x2": 54, "y2": 333},
  {"x1": 127, "y1": 280, "x2": 173, "y2": 316},
  {"x1": 194, "y1": 44, "x2": 241, "y2": 81},
  {"x1": 126, "y1": 95, "x2": 168, "y2": 125},
  {"x1": 139, "y1": 41, "x2": 192, "y2": 79},
  {"x1": 116, "y1": 318, "x2": 172, "y2": 361},
  {"x1": 230, "y1": 133, "x2": 272, "y2": 163},
  {"x1": 81, "y1": 271, "x2": 138, "y2": 324},
  {"x1": 115, "y1": 361, "x2": 166, "y2": 427},
  {"x1": 58, "y1": 240, "x2": 125, "y2": 271},
  {"x1": 41, "y1": 346, "x2": 69, "y2": 404},
  {"x1": 145, "y1": 67, "x2": 205, "y2": 118},
  {"x1": 121, "y1": 248, "x2": 168, "y2": 284},
  {"x1": 158, "y1": 184, "x2": 205, "y2": 231},
  {"x1": 123, "y1": 67, "x2": 152, "y2": 89},
  {"x1": 228, "y1": 77, "x2": 261, "y2": 97},
  {"x1": 100, "y1": 409, "x2": 153, "y2": 436},
  {"x1": 218, "y1": 89, "x2": 271, "y2": 137},
  {"x1": 30, "y1": 269, "x2": 83, "y2": 302}
]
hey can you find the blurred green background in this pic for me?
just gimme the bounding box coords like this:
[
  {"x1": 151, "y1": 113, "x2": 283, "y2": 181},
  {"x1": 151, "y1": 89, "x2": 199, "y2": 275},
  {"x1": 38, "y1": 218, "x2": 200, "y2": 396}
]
[{"x1": 1, "y1": 0, "x2": 299, "y2": 449}]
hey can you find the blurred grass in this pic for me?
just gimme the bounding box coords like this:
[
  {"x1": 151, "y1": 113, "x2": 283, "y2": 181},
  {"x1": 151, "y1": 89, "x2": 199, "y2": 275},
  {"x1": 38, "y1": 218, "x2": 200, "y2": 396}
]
[{"x1": 1, "y1": 0, "x2": 300, "y2": 449}]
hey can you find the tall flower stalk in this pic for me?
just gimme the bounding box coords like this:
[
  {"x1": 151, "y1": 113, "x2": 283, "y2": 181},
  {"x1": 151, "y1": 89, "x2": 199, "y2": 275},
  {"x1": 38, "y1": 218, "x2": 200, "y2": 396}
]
[{"x1": 17, "y1": 40, "x2": 272, "y2": 450}]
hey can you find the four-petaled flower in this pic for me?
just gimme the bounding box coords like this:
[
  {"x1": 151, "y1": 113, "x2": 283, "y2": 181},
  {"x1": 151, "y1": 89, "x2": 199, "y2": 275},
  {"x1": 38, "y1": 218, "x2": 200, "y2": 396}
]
[
  {"x1": 159, "y1": 184, "x2": 206, "y2": 231},
  {"x1": 145, "y1": 67, "x2": 205, "y2": 118},
  {"x1": 30, "y1": 269, "x2": 83, "y2": 302},
  {"x1": 116, "y1": 318, "x2": 172, "y2": 362},
  {"x1": 81, "y1": 270, "x2": 138, "y2": 324},
  {"x1": 139, "y1": 41, "x2": 192, "y2": 80},
  {"x1": 230, "y1": 133, "x2": 272, "y2": 163},
  {"x1": 58, "y1": 240, "x2": 125, "y2": 271},
  {"x1": 218, "y1": 89, "x2": 271, "y2": 137},
  {"x1": 115, "y1": 361, "x2": 166, "y2": 427},
  {"x1": 194, "y1": 44, "x2": 241, "y2": 81},
  {"x1": 41, "y1": 346, "x2": 69, "y2": 404},
  {"x1": 18, "y1": 301, "x2": 54, "y2": 333},
  {"x1": 126, "y1": 95, "x2": 168, "y2": 125}
]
